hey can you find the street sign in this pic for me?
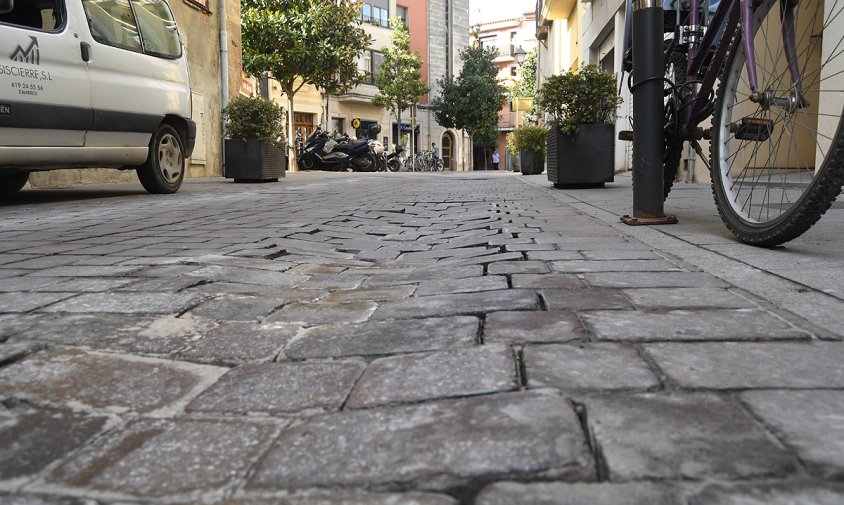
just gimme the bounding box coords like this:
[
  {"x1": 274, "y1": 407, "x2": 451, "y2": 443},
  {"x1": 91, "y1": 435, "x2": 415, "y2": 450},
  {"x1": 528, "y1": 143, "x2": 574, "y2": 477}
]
[{"x1": 351, "y1": 118, "x2": 361, "y2": 129}]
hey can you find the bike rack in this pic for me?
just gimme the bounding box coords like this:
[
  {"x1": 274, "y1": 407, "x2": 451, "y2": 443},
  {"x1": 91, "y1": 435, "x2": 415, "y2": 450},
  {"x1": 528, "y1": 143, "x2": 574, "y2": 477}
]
[{"x1": 622, "y1": 0, "x2": 679, "y2": 226}]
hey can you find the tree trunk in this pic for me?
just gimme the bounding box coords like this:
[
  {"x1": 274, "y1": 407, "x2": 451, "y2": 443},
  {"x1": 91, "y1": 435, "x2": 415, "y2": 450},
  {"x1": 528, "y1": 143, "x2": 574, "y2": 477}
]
[
  {"x1": 483, "y1": 147, "x2": 488, "y2": 170},
  {"x1": 287, "y1": 93, "x2": 296, "y2": 172},
  {"x1": 468, "y1": 132, "x2": 473, "y2": 172},
  {"x1": 396, "y1": 109, "x2": 401, "y2": 149}
]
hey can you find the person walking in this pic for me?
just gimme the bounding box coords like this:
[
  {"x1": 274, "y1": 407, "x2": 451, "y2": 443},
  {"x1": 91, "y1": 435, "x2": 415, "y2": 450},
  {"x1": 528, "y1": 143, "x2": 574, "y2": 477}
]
[
  {"x1": 492, "y1": 151, "x2": 500, "y2": 170},
  {"x1": 432, "y1": 142, "x2": 439, "y2": 161}
]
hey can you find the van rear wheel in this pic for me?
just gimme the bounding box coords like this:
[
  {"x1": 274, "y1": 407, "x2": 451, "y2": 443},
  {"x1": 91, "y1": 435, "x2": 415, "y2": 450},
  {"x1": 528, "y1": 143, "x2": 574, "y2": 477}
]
[
  {"x1": 0, "y1": 171, "x2": 29, "y2": 195},
  {"x1": 137, "y1": 124, "x2": 185, "y2": 194}
]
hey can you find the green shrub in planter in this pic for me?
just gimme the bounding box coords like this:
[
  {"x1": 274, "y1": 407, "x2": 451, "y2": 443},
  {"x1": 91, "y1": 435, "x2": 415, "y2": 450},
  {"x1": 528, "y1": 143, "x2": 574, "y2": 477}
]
[
  {"x1": 507, "y1": 125, "x2": 546, "y2": 175},
  {"x1": 222, "y1": 96, "x2": 288, "y2": 182}
]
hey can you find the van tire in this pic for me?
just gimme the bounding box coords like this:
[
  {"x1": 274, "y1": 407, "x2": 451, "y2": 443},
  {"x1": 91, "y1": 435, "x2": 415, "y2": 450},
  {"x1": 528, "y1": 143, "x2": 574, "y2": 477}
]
[
  {"x1": 137, "y1": 124, "x2": 185, "y2": 194},
  {"x1": 0, "y1": 171, "x2": 29, "y2": 195}
]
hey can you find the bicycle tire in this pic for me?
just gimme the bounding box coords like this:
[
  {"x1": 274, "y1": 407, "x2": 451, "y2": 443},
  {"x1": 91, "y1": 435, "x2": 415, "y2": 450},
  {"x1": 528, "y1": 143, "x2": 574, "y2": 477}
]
[
  {"x1": 710, "y1": 0, "x2": 844, "y2": 246},
  {"x1": 663, "y1": 49, "x2": 687, "y2": 199}
]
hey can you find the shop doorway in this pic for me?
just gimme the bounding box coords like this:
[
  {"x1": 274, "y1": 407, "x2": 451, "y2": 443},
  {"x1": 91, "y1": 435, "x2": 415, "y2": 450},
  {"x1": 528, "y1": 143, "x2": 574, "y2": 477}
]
[{"x1": 442, "y1": 131, "x2": 454, "y2": 170}]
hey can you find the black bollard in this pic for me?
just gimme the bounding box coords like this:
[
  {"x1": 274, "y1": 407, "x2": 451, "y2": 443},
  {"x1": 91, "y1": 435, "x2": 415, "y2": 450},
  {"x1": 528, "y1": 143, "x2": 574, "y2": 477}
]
[{"x1": 622, "y1": 0, "x2": 678, "y2": 226}]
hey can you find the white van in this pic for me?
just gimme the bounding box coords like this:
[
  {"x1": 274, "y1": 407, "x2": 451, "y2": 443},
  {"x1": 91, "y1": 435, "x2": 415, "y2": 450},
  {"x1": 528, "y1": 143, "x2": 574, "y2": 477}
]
[{"x1": 0, "y1": 0, "x2": 194, "y2": 194}]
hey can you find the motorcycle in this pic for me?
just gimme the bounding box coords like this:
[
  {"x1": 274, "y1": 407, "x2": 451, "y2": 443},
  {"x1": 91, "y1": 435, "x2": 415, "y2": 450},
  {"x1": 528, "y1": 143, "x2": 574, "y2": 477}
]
[
  {"x1": 386, "y1": 144, "x2": 405, "y2": 172},
  {"x1": 298, "y1": 124, "x2": 382, "y2": 172}
]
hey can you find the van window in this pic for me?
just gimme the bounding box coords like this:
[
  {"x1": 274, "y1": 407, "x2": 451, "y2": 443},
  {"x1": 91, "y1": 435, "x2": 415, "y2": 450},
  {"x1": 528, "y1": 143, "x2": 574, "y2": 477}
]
[
  {"x1": 0, "y1": 0, "x2": 64, "y2": 32},
  {"x1": 131, "y1": 0, "x2": 181, "y2": 58},
  {"x1": 82, "y1": 0, "x2": 143, "y2": 53}
]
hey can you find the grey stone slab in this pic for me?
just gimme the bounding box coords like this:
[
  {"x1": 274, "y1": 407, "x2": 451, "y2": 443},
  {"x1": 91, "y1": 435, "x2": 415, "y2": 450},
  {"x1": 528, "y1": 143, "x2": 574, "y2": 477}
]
[
  {"x1": 247, "y1": 391, "x2": 593, "y2": 492},
  {"x1": 186, "y1": 282, "x2": 327, "y2": 301},
  {"x1": 39, "y1": 292, "x2": 203, "y2": 315},
  {"x1": 188, "y1": 360, "x2": 365, "y2": 415},
  {"x1": 585, "y1": 271, "x2": 729, "y2": 288},
  {"x1": 742, "y1": 390, "x2": 844, "y2": 478},
  {"x1": 8, "y1": 313, "x2": 215, "y2": 355},
  {"x1": 0, "y1": 403, "x2": 107, "y2": 481},
  {"x1": 323, "y1": 285, "x2": 416, "y2": 303},
  {"x1": 346, "y1": 345, "x2": 518, "y2": 408},
  {"x1": 373, "y1": 289, "x2": 540, "y2": 320},
  {"x1": 525, "y1": 343, "x2": 659, "y2": 390},
  {"x1": 487, "y1": 261, "x2": 550, "y2": 275},
  {"x1": 581, "y1": 250, "x2": 663, "y2": 260},
  {"x1": 476, "y1": 482, "x2": 685, "y2": 505},
  {"x1": 541, "y1": 289, "x2": 633, "y2": 311},
  {"x1": 217, "y1": 492, "x2": 459, "y2": 505},
  {"x1": 0, "y1": 276, "x2": 64, "y2": 292},
  {"x1": 584, "y1": 309, "x2": 810, "y2": 342},
  {"x1": 623, "y1": 288, "x2": 755, "y2": 309},
  {"x1": 0, "y1": 348, "x2": 225, "y2": 414},
  {"x1": 585, "y1": 393, "x2": 797, "y2": 480},
  {"x1": 437, "y1": 251, "x2": 526, "y2": 267},
  {"x1": 0, "y1": 341, "x2": 45, "y2": 365},
  {"x1": 415, "y1": 275, "x2": 508, "y2": 296},
  {"x1": 692, "y1": 482, "x2": 844, "y2": 505},
  {"x1": 188, "y1": 295, "x2": 285, "y2": 321},
  {"x1": 285, "y1": 316, "x2": 480, "y2": 359},
  {"x1": 363, "y1": 265, "x2": 484, "y2": 287},
  {"x1": 400, "y1": 246, "x2": 496, "y2": 261},
  {"x1": 0, "y1": 494, "x2": 92, "y2": 504},
  {"x1": 0, "y1": 314, "x2": 41, "y2": 339},
  {"x1": 511, "y1": 273, "x2": 586, "y2": 289},
  {"x1": 0, "y1": 292, "x2": 76, "y2": 312},
  {"x1": 645, "y1": 342, "x2": 844, "y2": 388},
  {"x1": 47, "y1": 418, "x2": 277, "y2": 498},
  {"x1": 178, "y1": 321, "x2": 300, "y2": 366},
  {"x1": 525, "y1": 251, "x2": 585, "y2": 261},
  {"x1": 29, "y1": 266, "x2": 140, "y2": 277},
  {"x1": 265, "y1": 301, "x2": 377, "y2": 325},
  {"x1": 184, "y1": 265, "x2": 307, "y2": 287},
  {"x1": 0, "y1": 269, "x2": 29, "y2": 280},
  {"x1": 1, "y1": 255, "x2": 95, "y2": 270},
  {"x1": 300, "y1": 274, "x2": 366, "y2": 290},
  {"x1": 40, "y1": 277, "x2": 139, "y2": 292},
  {"x1": 484, "y1": 311, "x2": 581, "y2": 343},
  {"x1": 112, "y1": 276, "x2": 203, "y2": 292},
  {"x1": 552, "y1": 260, "x2": 683, "y2": 273}
]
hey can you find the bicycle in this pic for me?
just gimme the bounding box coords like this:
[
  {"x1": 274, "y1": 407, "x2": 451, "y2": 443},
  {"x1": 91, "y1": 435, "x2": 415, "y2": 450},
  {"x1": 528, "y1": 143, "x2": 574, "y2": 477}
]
[
  {"x1": 402, "y1": 151, "x2": 444, "y2": 172},
  {"x1": 623, "y1": 0, "x2": 844, "y2": 246}
]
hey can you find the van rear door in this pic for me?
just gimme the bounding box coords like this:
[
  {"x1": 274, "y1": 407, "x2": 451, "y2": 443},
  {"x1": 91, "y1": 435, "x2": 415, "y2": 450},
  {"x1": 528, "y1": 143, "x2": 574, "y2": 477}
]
[{"x1": 0, "y1": 0, "x2": 92, "y2": 149}]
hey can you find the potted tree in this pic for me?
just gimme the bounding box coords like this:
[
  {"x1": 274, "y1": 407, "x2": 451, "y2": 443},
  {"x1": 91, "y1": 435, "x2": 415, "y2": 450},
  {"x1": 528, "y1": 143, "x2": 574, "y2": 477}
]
[
  {"x1": 507, "y1": 125, "x2": 546, "y2": 175},
  {"x1": 537, "y1": 64, "x2": 621, "y2": 187},
  {"x1": 223, "y1": 96, "x2": 287, "y2": 182}
]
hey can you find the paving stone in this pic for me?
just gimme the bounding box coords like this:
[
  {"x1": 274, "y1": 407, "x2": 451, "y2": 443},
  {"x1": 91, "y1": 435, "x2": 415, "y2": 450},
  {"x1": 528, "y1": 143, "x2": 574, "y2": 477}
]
[
  {"x1": 741, "y1": 390, "x2": 844, "y2": 478},
  {"x1": 541, "y1": 289, "x2": 632, "y2": 311},
  {"x1": 510, "y1": 273, "x2": 586, "y2": 289},
  {"x1": 265, "y1": 301, "x2": 377, "y2": 325},
  {"x1": 0, "y1": 314, "x2": 42, "y2": 339},
  {"x1": 188, "y1": 295, "x2": 285, "y2": 321},
  {"x1": 8, "y1": 313, "x2": 215, "y2": 355},
  {"x1": 415, "y1": 276, "x2": 508, "y2": 296},
  {"x1": 437, "y1": 251, "x2": 526, "y2": 267},
  {"x1": 285, "y1": 316, "x2": 479, "y2": 359},
  {"x1": 184, "y1": 265, "x2": 307, "y2": 287},
  {"x1": 584, "y1": 271, "x2": 729, "y2": 288},
  {"x1": 0, "y1": 494, "x2": 92, "y2": 504},
  {"x1": 188, "y1": 360, "x2": 365, "y2": 415},
  {"x1": 40, "y1": 277, "x2": 139, "y2": 292},
  {"x1": 0, "y1": 292, "x2": 76, "y2": 313},
  {"x1": 299, "y1": 274, "x2": 366, "y2": 290},
  {"x1": 486, "y1": 261, "x2": 550, "y2": 275},
  {"x1": 551, "y1": 259, "x2": 683, "y2": 273},
  {"x1": 623, "y1": 288, "x2": 755, "y2": 309},
  {"x1": 688, "y1": 481, "x2": 844, "y2": 505},
  {"x1": 178, "y1": 322, "x2": 300, "y2": 366},
  {"x1": 39, "y1": 292, "x2": 202, "y2": 315},
  {"x1": 484, "y1": 311, "x2": 581, "y2": 343},
  {"x1": 363, "y1": 265, "x2": 484, "y2": 286},
  {"x1": 373, "y1": 289, "x2": 540, "y2": 320},
  {"x1": 645, "y1": 342, "x2": 844, "y2": 388},
  {"x1": 112, "y1": 276, "x2": 203, "y2": 292},
  {"x1": 2, "y1": 255, "x2": 97, "y2": 270},
  {"x1": 475, "y1": 482, "x2": 685, "y2": 505},
  {"x1": 217, "y1": 492, "x2": 459, "y2": 505},
  {"x1": 585, "y1": 393, "x2": 797, "y2": 480},
  {"x1": 0, "y1": 403, "x2": 107, "y2": 481},
  {"x1": 0, "y1": 348, "x2": 225, "y2": 414},
  {"x1": 0, "y1": 341, "x2": 45, "y2": 365},
  {"x1": 247, "y1": 390, "x2": 593, "y2": 491},
  {"x1": 47, "y1": 418, "x2": 277, "y2": 498},
  {"x1": 581, "y1": 250, "x2": 663, "y2": 260},
  {"x1": 323, "y1": 285, "x2": 416, "y2": 303},
  {"x1": 29, "y1": 265, "x2": 140, "y2": 277},
  {"x1": 583, "y1": 309, "x2": 810, "y2": 342},
  {"x1": 346, "y1": 345, "x2": 517, "y2": 408},
  {"x1": 524, "y1": 343, "x2": 659, "y2": 390},
  {"x1": 524, "y1": 251, "x2": 585, "y2": 261},
  {"x1": 186, "y1": 282, "x2": 327, "y2": 301},
  {"x1": 0, "y1": 269, "x2": 29, "y2": 280},
  {"x1": 0, "y1": 276, "x2": 64, "y2": 292}
]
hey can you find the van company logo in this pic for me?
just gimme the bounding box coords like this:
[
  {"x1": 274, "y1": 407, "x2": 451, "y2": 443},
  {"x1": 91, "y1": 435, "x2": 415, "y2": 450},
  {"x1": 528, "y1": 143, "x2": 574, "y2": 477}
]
[{"x1": 10, "y1": 36, "x2": 39, "y2": 65}]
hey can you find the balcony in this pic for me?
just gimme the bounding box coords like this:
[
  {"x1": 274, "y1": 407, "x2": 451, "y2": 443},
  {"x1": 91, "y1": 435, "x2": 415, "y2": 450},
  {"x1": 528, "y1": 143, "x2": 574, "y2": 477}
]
[{"x1": 536, "y1": 0, "x2": 576, "y2": 39}]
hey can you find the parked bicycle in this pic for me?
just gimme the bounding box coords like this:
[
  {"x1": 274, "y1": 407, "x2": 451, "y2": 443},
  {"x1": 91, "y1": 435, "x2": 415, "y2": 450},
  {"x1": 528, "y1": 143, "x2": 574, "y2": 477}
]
[
  {"x1": 622, "y1": 0, "x2": 844, "y2": 246},
  {"x1": 403, "y1": 150, "x2": 444, "y2": 172}
]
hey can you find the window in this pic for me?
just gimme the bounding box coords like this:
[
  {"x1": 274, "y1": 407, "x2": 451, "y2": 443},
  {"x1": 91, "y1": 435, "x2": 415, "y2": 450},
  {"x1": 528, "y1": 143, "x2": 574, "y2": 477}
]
[
  {"x1": 131, "y1": 0, "x2": 181, "y2": 58},
  {"x1": 360, "y1": 1, "x2": 389, "y2": 27},
  {"x1": 331, "y1": 118, "x2": 345, "y2": 134},
  {"x1": 0, "y1": 0, "x2": 63, "y2": 31},
  {"x1": 359, "y1": 50, "x2": 384, "y2": 85},
  {"x1": 396, "y1": 5, "x2": 408, "y2": 26},
  {"x1": 83, "y1": 0, "x2": 143, "y2": 52},
  {"x1": 480, "y1": 36, "x2": 496, "y2": 50}
]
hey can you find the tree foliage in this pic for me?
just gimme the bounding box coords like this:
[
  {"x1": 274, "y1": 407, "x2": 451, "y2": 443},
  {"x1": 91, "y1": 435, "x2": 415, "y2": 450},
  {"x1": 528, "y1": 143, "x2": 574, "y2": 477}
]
[
  {"x1": 372, "y1": 20, "x2": 429, "y2": 129},
  {"x1": 536, "y1": 64, "x2": 622, "y2": 135},
  {"x1": 432, "y1": 43, "x2": 506, "y2": 138},
  {"x1": 241, "y1": 0, "x2": 371, "y2": 97},
  {"x1": 509, "y1": 47, "x2": 538, "y2": 98},
  {"x1": 223, "y1": 96, "x2": 286, "y2": 147}
]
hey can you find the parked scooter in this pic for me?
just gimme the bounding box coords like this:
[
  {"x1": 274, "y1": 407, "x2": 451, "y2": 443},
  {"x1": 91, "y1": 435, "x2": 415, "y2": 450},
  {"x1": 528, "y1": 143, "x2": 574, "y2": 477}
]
[
  {"x1": 298, "y1": 124, "x2": 382, "y2": 172},
  {"x1": 386, "y1": 144, "x2": 405, "y2": 172}
]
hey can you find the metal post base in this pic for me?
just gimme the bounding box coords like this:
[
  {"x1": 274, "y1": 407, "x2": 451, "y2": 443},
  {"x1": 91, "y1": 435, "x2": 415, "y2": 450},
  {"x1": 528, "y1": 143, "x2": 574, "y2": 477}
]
[{"x1": 621, "y1": 213, "x2": 679, "y2": 225}]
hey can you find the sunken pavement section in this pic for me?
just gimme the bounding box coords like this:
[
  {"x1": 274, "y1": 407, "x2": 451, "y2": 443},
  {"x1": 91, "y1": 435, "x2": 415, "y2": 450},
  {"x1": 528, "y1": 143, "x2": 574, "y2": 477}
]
[{"x1": 0, "y1": 173, "x2": 842, "y2": 504}]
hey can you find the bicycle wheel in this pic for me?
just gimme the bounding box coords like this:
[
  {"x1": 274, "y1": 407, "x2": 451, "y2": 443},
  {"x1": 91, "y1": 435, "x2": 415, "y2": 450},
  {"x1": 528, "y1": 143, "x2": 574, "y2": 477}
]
[
  {"x1": 711, "y1": 0, "x2": 844, "y2": 246},
  {"x1": 663, "y1": 48, "x2": 688, "y2": 199}
]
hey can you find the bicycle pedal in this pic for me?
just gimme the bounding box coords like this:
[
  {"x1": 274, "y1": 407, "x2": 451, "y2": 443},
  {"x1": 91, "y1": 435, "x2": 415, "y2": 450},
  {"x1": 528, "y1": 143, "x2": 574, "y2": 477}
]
[
  {"x1": 618, "y1": 130, "x2": 634, "y2": 141},
  {"x1": 730, "y1": 117, "x2": 773, "y2": 141}
]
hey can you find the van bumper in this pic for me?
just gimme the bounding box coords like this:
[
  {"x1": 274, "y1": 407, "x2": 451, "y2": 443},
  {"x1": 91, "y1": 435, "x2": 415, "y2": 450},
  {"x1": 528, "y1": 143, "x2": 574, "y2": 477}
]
[{"x1": 185, "y1": 119, "x2": 197, "y2": 157}]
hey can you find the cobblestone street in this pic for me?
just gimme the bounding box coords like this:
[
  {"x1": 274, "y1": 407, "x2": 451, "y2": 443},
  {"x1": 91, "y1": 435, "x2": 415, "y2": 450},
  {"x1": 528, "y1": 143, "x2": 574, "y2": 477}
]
[{"x1": 1, "y1": 171, "x2": 843, "y2": 504}]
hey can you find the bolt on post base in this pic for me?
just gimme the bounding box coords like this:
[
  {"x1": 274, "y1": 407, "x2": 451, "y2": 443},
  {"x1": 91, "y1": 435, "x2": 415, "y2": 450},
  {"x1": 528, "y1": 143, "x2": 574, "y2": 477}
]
[{"x1": 621, "y1": 213, "x2": 679, "y2": 226}]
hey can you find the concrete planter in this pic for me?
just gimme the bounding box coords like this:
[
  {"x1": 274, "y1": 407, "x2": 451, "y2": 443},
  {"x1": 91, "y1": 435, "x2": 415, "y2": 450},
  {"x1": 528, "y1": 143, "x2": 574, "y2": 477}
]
[
  {"x1": 519, "y1": 150, "x2": 544, "y2": 175},
  {"x1": 546, "y1": 124, "x2": 614, "y2": 187},
  {"x1": 224, "y1": 139, "x2": 286, "y2": 182}
]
